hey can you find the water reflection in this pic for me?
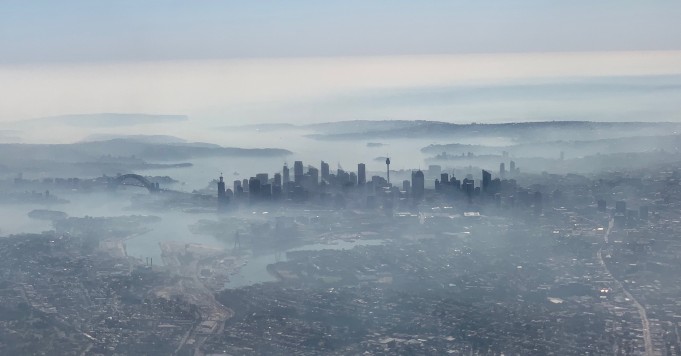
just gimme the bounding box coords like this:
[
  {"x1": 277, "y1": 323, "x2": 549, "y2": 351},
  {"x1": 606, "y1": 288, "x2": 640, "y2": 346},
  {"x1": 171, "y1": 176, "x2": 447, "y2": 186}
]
[
  {"x1": 0, "y1": 205, "x2": 53, "y2": 235},
  {"x1": 225, "y1": 239, "x2": 386, "y2": 289}
]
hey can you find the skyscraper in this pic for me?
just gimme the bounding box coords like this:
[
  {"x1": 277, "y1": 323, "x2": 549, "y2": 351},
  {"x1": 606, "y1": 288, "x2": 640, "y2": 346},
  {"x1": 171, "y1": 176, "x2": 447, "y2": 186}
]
[
  {"x1": 358, "y1": 163, "x2": 366, "y2": 185},
  {"x1": 482, "y1": 170, "x2": 492, "y2": 193},
  {"x1": 248, "y1": 177, "x2": 261, "y2": 201},
  {"x1": 217, "y1": 174, "x2": 226, "y2": 199},
  {"x1": 411, "y1": 170, "x2": 425, "y2": 201},
  {"x1": 510, "y1": 160, "x2": 516, "y2": 175},
  {"x1": 217, "y1": 174, "x2": 229, "y2": 211},
  {"x1": 349, "y1": 172, "x2": 357, "y2": 186},
  {"x1": 274, "y1": 173, "x2": 282, "y2": 187},
  {"x1": 308, "y1": 166, "x2": 319, "y2": 186},
  {"x1": 256, "y1": 173, "x2": 268, "y2": 185},
  {"x1": 321, "y1": 161, "x2": 330, "y2": 182},
  {"x1": 294, "y1": 161, "x2": 303, "y2": 184},
  {"x1": 233, "y1": 180, "x2": 243, "y2": 199},
  {"x1": 463, "y1": 178, "x2": 474, "y2": 204},
  {"x1": 500, "y1": 162, "x2": 506, "y2": 178},
  {"x1": 403, "y1": 180, "x2": 410, "y2": 193},
  {"x1": 283, "y1": 164, "x2": 290, "y2": 183},
  {"x1": 337, "y1": 169, "x2": 350, "y2": 185}
]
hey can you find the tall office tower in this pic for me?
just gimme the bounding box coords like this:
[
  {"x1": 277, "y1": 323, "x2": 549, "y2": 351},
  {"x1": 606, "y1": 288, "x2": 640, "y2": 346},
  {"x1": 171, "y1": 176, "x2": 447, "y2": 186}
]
[
  {"x1": 452, "y1": 177, "x2": 461, "y2": 190},
  {"x1": 260, "y1": 183, "x2": 272, "y2": 200},
  {"x1": 308, "y1": 166, "x2": 319, "y2": 185},
  {"x1": 337, "y1": 169, "x2": 350, "y2": 184},
  {"x1": 358, "y1": 163, "x2": 366, "y2": 185},
  {"x1": 615, "y1": 201, "x2": 626, "y2": 214},
  {"x1": 242, "y1": 179, "x2": 249, "y2": 192},
  {"x1": 217, "y1": 174, "x2": 226, "y2": 199},
  {"x1": 256, "y1": 173, "x2": 269, "y2": 185},
  {"x1": 500, "y1": 162, "x2": 506, "y2": 178},
  {"x1": 272, "y1": 183, "x2": 282, "y2": 199},
  {"x1": 349, "y1": 172, "x2": 357, "y2": 186},
  {"x1": 482, "y1": 170, "x2": 492, "y2": 193},
  {"x1": 403, "y1": 180, "x2": 411, "y2": 193},
  {"x1": 463, "y1": 178, "x2": 474, "y2": 204},
  {"x1": 283, "y1": 164, "x2": 290, "y2": 183},
  {"x1": 294, "y1": 161, "x2": 304, "y2": 184},
  {"x1": 510, "y1": 161, "x2": 516, "y2": 175},
  {"x1": 321, "y1": 161, "x2": 330, "y2": 182},
  {"x1": 411, "y1": 170, "x2": 425, "y2": 201},
  {"x1": 274, "y1": 173, "x2": 282, "y2": 187},
  {"x1": 248, "y1": 177, "x2": 261, "y2": 200},
  {"x1": 385, "y1": 157, "x2": 391, "y2": 184},
  {"x1": 233, "y1": 180, "x2": 243, "y2": 199},
  {"x1": 440, "y1": 173, "x2": 449, "y2": 185}
]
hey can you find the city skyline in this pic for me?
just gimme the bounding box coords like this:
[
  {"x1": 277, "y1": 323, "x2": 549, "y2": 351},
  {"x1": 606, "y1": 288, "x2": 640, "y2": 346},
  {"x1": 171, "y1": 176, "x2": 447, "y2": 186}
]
[{"x1": 1, "y1": 3, "x2": 680, "y2": 354}]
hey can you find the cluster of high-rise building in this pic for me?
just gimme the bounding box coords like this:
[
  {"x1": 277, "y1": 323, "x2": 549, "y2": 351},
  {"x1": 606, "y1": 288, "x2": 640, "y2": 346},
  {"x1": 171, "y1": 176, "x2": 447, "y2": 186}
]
[
  {"x1": 215, "y1": 159, "x2": 541, "y2": 212},
  {"x1": 216, "y1": 159, "x2": 432, "y2": 210},
  {"x1": 499, "y1": 160, "x2": 519, "y2": 179},
  {"x1": 601, "y1": 199, "x2": 650, "y2": 228},
  {"x1": 433, "y1": 168, "x2": 522, "y2": 206}
]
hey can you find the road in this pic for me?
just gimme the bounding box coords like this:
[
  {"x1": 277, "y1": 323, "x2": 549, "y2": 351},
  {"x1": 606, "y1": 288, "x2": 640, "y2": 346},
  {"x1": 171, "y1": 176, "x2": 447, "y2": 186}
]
[
  {"x1": 597, "y1": 219, "x2": 654, "y2": 356},
  {"x1": 158, "y1": 242, "x2": 232, "y2": 356}
]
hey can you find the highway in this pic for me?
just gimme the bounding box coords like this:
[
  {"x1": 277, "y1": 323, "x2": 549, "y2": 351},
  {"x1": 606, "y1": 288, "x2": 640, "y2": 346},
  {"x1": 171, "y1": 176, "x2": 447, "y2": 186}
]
[
  {"x1": 159, "y1": 242, "x2": 232, "y2": 356},
  {"x1": 597, "y1": 219, "x2": 654, "y2": 356}
]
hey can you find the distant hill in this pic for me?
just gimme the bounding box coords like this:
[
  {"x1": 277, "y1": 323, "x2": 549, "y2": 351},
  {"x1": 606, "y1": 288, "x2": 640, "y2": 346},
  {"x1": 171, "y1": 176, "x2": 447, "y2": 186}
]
[
  {"x1": 9, "y1": 113, "x2": 188, "y2": 128},
  {"x1": 216, "y1": 120, "x2": 681, "y2": 143},
  {"x1": 217, "y1": 120, "x2": 426, "y2": 134},
  {"x1": 0, "y1": 138, "x2": 292, "y2": 163},
  {"x1": 82, "y1": 134, "x2": 187, "y2": 144},
  {"x1": 218, "y1": 123, "x2": 299, "y2": 132},
  {"x1": 422, "y1": 134, "x2": 681, "y2": 158},
  {"x1": 302, "y1": 120, "x2": 681, "y2": 142},
  {"x1": 304, "y1": 120, "x2": 425, "y2": 134}
]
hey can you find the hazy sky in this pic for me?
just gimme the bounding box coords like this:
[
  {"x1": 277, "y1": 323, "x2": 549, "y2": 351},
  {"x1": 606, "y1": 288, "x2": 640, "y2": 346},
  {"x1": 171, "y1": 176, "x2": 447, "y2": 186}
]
[
  {"x1": 1, "y1": 2, "x2": 680, "y2": 126},
  {"x1": 2, "y1": 1, "x2": 680, "y2": 63}
]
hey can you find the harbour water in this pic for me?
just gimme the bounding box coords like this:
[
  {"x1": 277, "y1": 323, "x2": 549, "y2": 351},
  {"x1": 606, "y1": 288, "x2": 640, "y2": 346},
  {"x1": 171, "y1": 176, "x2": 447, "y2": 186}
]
[
  {"x1": 3, "y1": 189, "x2": 387, "y2": 290},
  {"x1": 225, "y1": 239, "x2": 386, "y2": 289}
]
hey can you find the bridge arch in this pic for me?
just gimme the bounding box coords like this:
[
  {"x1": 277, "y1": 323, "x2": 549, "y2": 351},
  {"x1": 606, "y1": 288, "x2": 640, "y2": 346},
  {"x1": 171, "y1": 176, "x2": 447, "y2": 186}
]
[{"x1": 111, "y1": 174, "x2": 159, "y2": 193}]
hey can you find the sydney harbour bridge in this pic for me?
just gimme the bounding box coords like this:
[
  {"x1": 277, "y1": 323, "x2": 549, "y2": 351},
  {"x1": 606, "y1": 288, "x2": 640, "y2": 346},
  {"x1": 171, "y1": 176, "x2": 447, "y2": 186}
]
[{"x1": 109, "y1": 174, "x2": 161, "y2": 193}]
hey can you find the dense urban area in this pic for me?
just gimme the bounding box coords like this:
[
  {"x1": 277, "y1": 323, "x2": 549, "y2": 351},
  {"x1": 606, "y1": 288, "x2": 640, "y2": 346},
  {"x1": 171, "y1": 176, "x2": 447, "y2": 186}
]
[
  {"x1": 3, "y1": 1, "x2": 681, "y2": 354},
  {"x1": 2, "y1": 139, "x2": 681, "y2": 355}
]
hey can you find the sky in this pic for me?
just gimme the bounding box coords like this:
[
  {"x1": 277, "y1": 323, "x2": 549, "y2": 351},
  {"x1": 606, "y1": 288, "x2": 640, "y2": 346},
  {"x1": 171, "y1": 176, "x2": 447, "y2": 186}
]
[
  {"x1": 2, "y1": 1, "x2": 681, "y2": 63},
  {"x1": 1, "y1": 1, "x2": 680, "y2": 126}
]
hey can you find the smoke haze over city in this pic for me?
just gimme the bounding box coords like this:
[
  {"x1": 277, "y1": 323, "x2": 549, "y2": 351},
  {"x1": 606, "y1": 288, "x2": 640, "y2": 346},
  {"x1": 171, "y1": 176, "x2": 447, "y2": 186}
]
[{"x1": 1, "y1": 1, "x2": 681, "y2": 355}]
